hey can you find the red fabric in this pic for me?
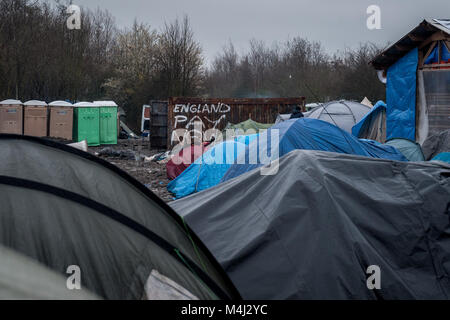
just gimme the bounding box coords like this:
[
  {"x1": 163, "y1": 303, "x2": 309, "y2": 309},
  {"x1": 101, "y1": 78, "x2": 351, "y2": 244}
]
[{"x1": 166, "y1": 143, "x2": 209, "y2": 180}]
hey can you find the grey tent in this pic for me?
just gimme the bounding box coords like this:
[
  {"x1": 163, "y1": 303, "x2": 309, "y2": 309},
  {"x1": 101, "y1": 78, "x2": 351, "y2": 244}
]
[
  {"x1": 0, "y1": 245, "x2": 99, "y2": 300},
  {"x1": 306, "y1": 100, "x2": 371, "y2": 133},
  {"x1": 0, "y1": 134, "x2": 240, "y2": 300},
  {"x1": 422, "y1": 129, "x2": 450, "y2": 160},
  {"x1": 171, "y1": 150, "x2": 450, "y2": 299}
]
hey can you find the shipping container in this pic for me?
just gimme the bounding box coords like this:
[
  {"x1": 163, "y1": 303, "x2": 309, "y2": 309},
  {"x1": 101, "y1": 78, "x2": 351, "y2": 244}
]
[
  {"x1": 24, "y1": 100, "x2": 48, "y2": 137},
  {"x1": 167, "y1": 97, "x2": 306, "y2": 147},
  {"x1": 0, "y1": 99, "x2": 23, "y2": 134},
  {"x1": 48, "y1": 101, "x2": 74, "y2": 140},
  {"x1": 73, "y1": 102, "x2": 100, "y2": 146},
  {"x1": 94, "y1": 101, "x2": 118, "y2": 145}
]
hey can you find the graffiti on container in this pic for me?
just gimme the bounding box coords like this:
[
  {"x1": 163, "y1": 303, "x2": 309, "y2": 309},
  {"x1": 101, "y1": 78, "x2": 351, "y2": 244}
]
[{"x1": 171, "y1": 103, "x2": 231, "y2": 144}]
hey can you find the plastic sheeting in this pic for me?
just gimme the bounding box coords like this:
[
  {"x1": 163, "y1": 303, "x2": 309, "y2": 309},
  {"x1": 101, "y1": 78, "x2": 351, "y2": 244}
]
[
  {"x1": 222, "y1": 118, "x2": 407, "y2": 182},
  {"x1": 171, "y1": 150, "x2": 450, "y2": 299},
  {"x1": 384, "y1": 138, "x2": 425, "y2": 162},
  {"x1": 352, "y1": 101, "x2": 387, "y2": 142},
  {"x1": 386, "y1": 48, "x2": 418, "y2": 141},
  {"x1": 167, "y1": 134, "x2": 258, "y2": 199}
]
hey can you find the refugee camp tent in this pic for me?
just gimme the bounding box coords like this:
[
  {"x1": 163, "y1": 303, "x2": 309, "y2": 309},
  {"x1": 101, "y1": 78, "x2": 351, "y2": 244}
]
[
  {"x1": 171, "y1": 150, "x2": 450, "y2": 299},
  {"x1": 351, "y1": 101, "x2": 387, "y2": 143},
  {"x1": 166, "y1": 143, "x2": 210, "y2": 180},
  {"x1": 167, "y1": 134, "x2": 258, "y2": 199},
  {"x1": 0, "y1": 135, "x2": 240, "y2": 300},
  {"x1": 222, "y1": 118, "x2": 407, "y2": 182},
  {"x1": 422, "y1": 129, "x2": 450, "y2": 160},
  {"x1": 0, "y1": 244, "x2": 99, "y2": 300},
  {"x1": 305, "y1": 100, "x2": 371, "y2": 133},
  {"x1": 370, "y1": 19, "x2": 450, "y2": 144},
  {"x1": 384, "y1": 138, "x2": 425, "y2": 162},
  {"x1": 224, "y1": 119, "x2": 272, "y2": 136}
]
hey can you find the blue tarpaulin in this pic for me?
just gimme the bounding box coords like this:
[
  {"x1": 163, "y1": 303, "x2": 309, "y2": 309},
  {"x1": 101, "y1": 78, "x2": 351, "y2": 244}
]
[
  {"x1": 222, "y1": 118, "x2": 408, "y2": 182},
  {"x1": 167, "y1": 134, "x2": 258, "y2": 199},
  {"x1": 386, "y1": 48, "x2": 418, "y2": 141},
  {"x1": 352, "y1": 100, "x2": 386, "y2": 138}
]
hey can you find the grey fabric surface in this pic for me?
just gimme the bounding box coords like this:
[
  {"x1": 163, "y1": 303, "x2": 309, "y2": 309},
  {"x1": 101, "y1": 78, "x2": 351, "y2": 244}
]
[
  {"x1": 0, "y1": 136, "x2": 238, "y2": 300},
  {"x1": 422, "y1": 129, "x2": 450, "y2": 160},
  {"x1": 171, "y1": 150, "x2": 450, "y2": 299},
  {"x1": 0, "y1": 245, "x2": 99, "y2": 300}
]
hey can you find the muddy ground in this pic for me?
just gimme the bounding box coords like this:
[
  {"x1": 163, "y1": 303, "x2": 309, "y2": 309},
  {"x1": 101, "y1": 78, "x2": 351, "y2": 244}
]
[{"x1": 88, "y1": 139, "x2": 174, "y2": 203}]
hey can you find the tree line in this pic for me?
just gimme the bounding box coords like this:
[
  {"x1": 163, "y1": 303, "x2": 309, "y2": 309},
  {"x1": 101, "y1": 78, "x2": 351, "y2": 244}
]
[{"x1": 0, "y1": 0, "x2": 385, "y2": 130}]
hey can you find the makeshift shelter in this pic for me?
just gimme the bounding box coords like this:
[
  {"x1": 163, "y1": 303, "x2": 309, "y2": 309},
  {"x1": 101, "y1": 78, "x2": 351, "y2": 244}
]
[
  {"x1": 224, "y1": 119, "x2": 272, "y2": 136},
  {"x1": 48, "y1": 101, "x2": 74, "y2": 140},
  {"x1": 0, "y1": 135, "x2": 240, "y2": 300},
  {"x1": 0, "y1": 99, "x2": 23, "y2": 134},
  {"x1": 384, "y1": 138, "x2": 425, "y2": 161},
  {"x1": 305, "y1": 100, "x2": 371, "y2": 133},
  {"x1": 0, "y1": 244, "x2": 98, "y2": 300},
  {"x1": 166, "y1": 143, "x2": 210, "y2": 180},
  {"x1": 370, "y1": 19, "x2": 450, "y2": 144},
  {"x1": 222, "y1": 118, "x2": 407, "y2": 182},
  {"x1": 167, "y1": 134, "x2": 258, "y2": 199},
  {"x1": 352, "y1": 101, "x2": 387, "y2": 143},
  {"x1": 23, "y1": 100, "x2": 48, "y2": 137},
  {"x1": 171, "y1": 150, "x2": 450, "y2": 299},
  {"x1": 422, "y1": 129, "x2": 450, "y2": 160}
]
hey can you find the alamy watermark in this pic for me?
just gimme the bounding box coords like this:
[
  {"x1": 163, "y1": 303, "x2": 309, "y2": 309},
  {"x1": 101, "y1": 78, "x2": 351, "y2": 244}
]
[
  {"x1": 170, "y1": 121, "x2": 280, "y2": 176},
  {"x1": 366, "y1": 5, "x2": 381, "y2": 30},
  {"x1": 366, "y1": 265, "x2": 381, "y2": 290},
  {"x1": 66, "y1": 265, "x2": 81, "y2": 290},
  {"x1": 66, "y1": 4, "x2": 81, "y2": 30}
]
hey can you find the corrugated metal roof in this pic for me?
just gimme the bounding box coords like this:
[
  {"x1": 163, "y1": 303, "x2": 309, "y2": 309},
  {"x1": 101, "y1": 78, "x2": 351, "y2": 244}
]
[{"x1": 370, "y1": 19, "x2": 450, "y2": 70}]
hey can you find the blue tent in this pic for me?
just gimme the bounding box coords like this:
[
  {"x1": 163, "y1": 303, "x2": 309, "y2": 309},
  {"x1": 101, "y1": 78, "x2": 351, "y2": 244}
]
[
  {"x1": 352, "y1": 101, "x2": 387, "y2": 142},
  {"x1": 432, "y1": 152, "x2": 450, "y2": 164},
  {"x1": 222, "y1": 118, "x2": 408, "y2": 182},
  {"x1": 384, "y1": 138, "x2": 425, "y2": 161},
  {"x1": 167, "y1": 134, "x2": 258, "y2": 199}
]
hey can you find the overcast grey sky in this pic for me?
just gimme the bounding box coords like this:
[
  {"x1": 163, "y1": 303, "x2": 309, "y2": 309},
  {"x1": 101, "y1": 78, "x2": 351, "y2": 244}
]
[{"x1": 74, "y1": 0, "x2": 450, "y2": 64}]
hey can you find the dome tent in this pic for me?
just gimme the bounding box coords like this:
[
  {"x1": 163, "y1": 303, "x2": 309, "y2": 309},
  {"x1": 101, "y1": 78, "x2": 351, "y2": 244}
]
[
  {"x1": 0, "y1": 134, "x2": 240, "y2": 300},
  {"x1": 306, "y1": 100, "x2": 371, "y2": 133},
  {"x1": 222, "y1": 118, "x2": 407, "y2": 183},
  {"x1": 172, "y1": 150, "x2": 450, "y2": 299},
  {"x1": 384, "y1": 138, "x2": 425, "y2": 161}
]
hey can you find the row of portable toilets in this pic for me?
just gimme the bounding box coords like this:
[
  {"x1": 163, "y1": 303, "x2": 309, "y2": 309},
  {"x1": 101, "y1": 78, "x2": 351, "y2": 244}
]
[{"x1": 0, "y1": 99, "x2": 118, "y2": 146}]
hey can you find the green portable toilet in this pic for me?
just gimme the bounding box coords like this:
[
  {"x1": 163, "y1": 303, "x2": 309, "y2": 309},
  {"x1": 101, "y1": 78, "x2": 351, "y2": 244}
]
[
  {"x1": 94, "y1": 101, "x2": 118, "y2": 145},
  {"x1": 73, "y1": 102, "x2": 100, "y2": 146}
]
